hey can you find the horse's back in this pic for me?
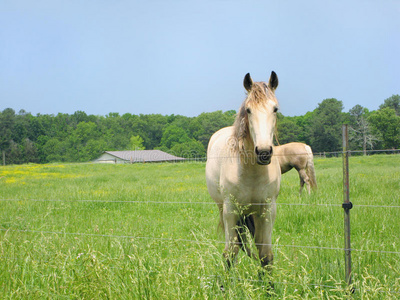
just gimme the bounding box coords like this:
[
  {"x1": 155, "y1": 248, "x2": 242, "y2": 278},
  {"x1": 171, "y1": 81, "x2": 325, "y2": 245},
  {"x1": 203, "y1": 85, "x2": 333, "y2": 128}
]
[
  {"x1": 304, "y1": 144, "x2": 313, "y2": 156},
  {"x1": 275, "y1": 142, "x2": 309, "y2": 173},
  {"x1": 207, "y1": 126, "x2": 233, "y2": 153},
  {"x1": 206, "y1": 126, "x2": 235, "y2": 202}
]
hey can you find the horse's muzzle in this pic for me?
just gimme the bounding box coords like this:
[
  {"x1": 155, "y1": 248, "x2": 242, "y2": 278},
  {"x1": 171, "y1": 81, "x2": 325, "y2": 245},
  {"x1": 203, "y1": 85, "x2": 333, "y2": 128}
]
[{"x1": 255, "y1": 147, "x2": 273, "y2": 165}]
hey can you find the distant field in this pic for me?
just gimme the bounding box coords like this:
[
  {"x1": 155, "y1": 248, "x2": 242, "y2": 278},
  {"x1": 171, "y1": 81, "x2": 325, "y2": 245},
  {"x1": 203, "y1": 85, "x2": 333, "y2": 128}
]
[{"x1": 1, "y1": 155, "x2": 399, "y2": 299}]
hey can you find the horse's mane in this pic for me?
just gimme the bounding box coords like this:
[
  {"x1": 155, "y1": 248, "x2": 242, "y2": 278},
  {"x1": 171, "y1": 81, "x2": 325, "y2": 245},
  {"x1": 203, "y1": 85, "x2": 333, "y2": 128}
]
[{"x1": 232, "y1": 82, "x2": 278, "y2": 152}]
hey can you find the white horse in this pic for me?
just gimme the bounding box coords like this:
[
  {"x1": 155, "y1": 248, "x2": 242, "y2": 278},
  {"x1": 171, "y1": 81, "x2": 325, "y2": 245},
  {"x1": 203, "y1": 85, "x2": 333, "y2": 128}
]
[
  {"x1": 206, "y1": 71, "x2": 281, "y2": 269},
  {"x1": 275, "y1": 142, "x2": 317, "y2": 194}
]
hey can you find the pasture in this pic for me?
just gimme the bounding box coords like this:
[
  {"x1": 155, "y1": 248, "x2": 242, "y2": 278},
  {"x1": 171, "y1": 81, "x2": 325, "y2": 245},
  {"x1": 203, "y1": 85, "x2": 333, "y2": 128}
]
[{"x1": 0, "y1": 155, "x2": 399, "y2": 299}]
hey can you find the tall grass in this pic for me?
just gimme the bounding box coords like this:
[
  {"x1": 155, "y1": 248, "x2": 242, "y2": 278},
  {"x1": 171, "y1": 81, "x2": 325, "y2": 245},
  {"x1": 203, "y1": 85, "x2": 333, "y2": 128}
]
[{"x1": 0, "y1": 155, "x2": 399, "y2": 299}]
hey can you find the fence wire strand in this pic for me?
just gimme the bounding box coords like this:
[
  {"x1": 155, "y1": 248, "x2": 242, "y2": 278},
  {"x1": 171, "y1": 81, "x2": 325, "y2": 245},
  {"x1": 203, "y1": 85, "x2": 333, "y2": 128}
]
[
  {"x1": 1, "y1": 227, "x2": 400, "y2": 255},
  {"x1": 1, "y1": 198, "x2": 400, "y2": 209},
  {"x1": 174, "y1": 148, "x2": 400, "y2": 161}
]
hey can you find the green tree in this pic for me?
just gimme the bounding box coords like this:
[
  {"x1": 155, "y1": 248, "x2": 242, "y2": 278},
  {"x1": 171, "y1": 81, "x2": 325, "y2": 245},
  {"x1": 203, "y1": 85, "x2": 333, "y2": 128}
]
[
  {"x1": 194, "y1": 111, "x2": 235, "y2": 149},
  {"x1": 169, "y1": 139, "x2": 206, "y2": 159},
  {"x1": 130, "y1": 135, "x2": 145, "y2": 150},
  {"x1": 101, "y1": 113, "x2": 128, "y2": 150},
  {"x1": 160, "y1": 124, "x2": 191, "y2": 149},
  {"x1": 82, "y1": 139, "x2": 107, "y2": 161},
  {"x1": 3, "y1": 98, "x2": 399, "y2": 164},
  {"x1": 138, "y1": 114, "x2": 169, "y2": 149},
  {"x1": 379, "y1": 94, "x2": 400, "y2": 116},
  {"x1": 43, "y1": 138, "x2": 68, "y2": 162},
  {"x1": 35, "y1": 135, "x2": 49, "y2": 163},
  {"x1": 71, "y1": 110, "x2": 90, "y2": 124},
  {"x1": 307, "y1": 98, "x2": 344, "y2": 153},
  {"x1": 62, "y1": 121, "x2": 101, "y2": 162},
  {"x1": 53, "y1": 113, "x2": 72, "y2": 140},
  {"x1": 22, "y1": 138, "x2": 38, "y2": 163},
  {"x1": 0, "y1": 108, "x2": 16, "y2": 151},
  {"x1": 13, "y1": 110, "x2": 31, "y2": 144},
  {"x1": 369, "y1": 107, "x2": 400, "y2": 149},
  {"x1": 293, "y1": 111, "x2": 314, "y2": 145},
  {"x1": 276, "y1": 116, "x2": 303, "y2": 144},
  {"x1": 7, "y1": 140, "x2": 22, "y2": 164}
]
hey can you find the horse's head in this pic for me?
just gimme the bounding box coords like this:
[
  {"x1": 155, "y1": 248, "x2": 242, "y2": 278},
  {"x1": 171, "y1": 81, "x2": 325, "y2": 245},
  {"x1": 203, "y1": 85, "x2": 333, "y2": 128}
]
[{"x1": 239, "y1": 71, "x2": 279, "y2": 165}]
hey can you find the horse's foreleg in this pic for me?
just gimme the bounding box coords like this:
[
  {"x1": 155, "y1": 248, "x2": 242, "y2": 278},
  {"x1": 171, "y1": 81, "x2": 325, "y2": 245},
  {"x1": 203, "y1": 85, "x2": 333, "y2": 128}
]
[
  {"x1": 254, "y1": 202, "x2": 277, "y2": 270},
  {"x1": 222, "y1": 202, "x2": 240, "y2": 269}
]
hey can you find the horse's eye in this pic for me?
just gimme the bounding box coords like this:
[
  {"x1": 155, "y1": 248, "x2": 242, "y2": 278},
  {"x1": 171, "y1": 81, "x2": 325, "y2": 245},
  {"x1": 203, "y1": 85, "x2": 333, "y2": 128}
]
[
  {"x1": 273, "y1": 107, "x2": 278, "y2": 113},
  {"x1": 246, "y1": 108, "x2": 251, "y2": 114}
]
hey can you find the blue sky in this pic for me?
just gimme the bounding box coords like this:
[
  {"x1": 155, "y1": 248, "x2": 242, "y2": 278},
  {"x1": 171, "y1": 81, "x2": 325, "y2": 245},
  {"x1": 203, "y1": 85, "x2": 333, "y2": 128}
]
[{"x1": 1, "y1": 0, "x2": 399, "y2": 117}]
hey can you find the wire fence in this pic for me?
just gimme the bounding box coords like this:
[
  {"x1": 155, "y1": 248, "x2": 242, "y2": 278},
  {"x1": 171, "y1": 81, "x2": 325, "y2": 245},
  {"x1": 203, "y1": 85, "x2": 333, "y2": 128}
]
[
  {"x1": 1, "y1": 197, "x2": 400, "y2": 255},
  {"x1": 2, "y1": 226, "x2": 400, "y2": 255},
  {"x1": 2, "y1": 198, "x2": 400, "y2": 209},
  {"x1": 312, "y1": 148, "x2": 400, "y2": 158},
  {"x1": 1, "y1": 148, "x2": 400, "y2": 295}
]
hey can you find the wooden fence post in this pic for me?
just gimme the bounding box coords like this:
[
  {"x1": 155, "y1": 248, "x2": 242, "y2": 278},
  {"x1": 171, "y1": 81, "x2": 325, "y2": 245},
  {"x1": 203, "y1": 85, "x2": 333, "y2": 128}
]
[{"x1": 342, "y1": 124, "x2": 353, "y2": 288}]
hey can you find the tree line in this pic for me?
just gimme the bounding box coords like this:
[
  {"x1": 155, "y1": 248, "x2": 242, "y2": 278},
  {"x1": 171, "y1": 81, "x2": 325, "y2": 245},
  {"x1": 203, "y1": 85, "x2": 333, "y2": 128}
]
[{"x1": 0, "y1": 95, "x2": 399, "y2": 164}]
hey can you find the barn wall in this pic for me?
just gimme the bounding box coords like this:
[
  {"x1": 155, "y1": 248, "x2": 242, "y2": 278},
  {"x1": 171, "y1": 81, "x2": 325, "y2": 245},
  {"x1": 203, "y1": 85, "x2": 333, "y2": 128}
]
[{"x1": 94, "y1": 153, "x2": 127, "y2": 164}]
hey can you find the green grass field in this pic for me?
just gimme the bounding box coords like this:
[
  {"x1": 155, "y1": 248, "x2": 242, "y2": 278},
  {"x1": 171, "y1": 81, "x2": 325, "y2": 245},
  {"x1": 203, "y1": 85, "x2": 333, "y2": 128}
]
[{"x1": 1, "y1": 155, "x2": 400, "y2": 299}]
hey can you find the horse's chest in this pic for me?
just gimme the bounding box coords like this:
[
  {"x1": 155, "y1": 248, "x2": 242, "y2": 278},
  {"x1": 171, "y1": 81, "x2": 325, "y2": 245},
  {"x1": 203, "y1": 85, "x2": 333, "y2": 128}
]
[
  {"x1": 219, "y1": 160, "x2": 280, "y2": 203},
  {"x1": 225, "y1": 173, "x2": 273, "y2": 202},
  {"x1": 241, "y1": 177, "x2": 272, "y2": 201}
]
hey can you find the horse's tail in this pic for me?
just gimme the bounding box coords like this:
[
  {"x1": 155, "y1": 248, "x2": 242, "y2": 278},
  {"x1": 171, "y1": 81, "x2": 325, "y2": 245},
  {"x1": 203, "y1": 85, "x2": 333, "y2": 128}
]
[{"x1": 305, "y1": 145, "x2": 317, "y2": 191}]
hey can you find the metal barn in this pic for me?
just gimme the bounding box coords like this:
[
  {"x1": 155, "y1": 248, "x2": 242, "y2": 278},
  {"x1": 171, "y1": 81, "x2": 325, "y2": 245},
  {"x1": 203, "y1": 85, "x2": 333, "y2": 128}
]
[{"x1": 94, "y1": 150, "x2": 185, "y2": 164}]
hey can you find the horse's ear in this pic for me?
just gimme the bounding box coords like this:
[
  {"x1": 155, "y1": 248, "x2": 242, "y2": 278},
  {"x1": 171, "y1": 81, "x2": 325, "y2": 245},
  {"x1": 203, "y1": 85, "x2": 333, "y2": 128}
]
[
  {"x1": 268, "y1": 71, "x2": 278, "y2": 91},
  {"x1": 243, "y1": 73, "x2": 253, "y2": 92}
]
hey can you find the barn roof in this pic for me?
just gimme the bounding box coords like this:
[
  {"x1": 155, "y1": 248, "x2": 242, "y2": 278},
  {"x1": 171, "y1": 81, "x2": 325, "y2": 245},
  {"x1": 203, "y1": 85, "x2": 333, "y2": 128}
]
[{"x1": 102, "y1": 150, "x2": 185, "y2": 163}]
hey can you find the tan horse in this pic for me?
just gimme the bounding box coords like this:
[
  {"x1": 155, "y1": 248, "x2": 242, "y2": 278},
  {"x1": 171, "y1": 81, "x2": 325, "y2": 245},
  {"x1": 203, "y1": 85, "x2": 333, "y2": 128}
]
[
  {"x1": 206, "y1": 71, "x2": 281, "y2": 270},
  {"x1": 274, "y1": 142, "x2": 317, "y2": 194}
]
